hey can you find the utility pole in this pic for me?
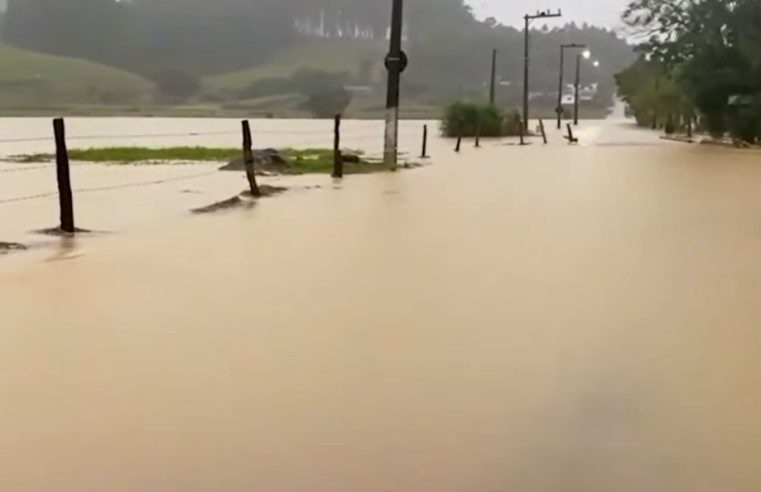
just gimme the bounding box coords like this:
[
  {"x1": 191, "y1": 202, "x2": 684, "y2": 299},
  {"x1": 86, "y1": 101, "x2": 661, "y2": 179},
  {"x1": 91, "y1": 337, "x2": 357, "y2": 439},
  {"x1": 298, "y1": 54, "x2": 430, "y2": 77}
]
[
  {"x1": 383, "y1": 0, "x2": 407, "y2": 170},
  {"x1": 557, "y1": 43, "x2": 586, "y2": 129},
  {"x1": 523, "y1": 9, "x2": 562, "y2": 130},
  {"x1": 574, "y1": 53, "x2": 581, "y2": 126},
  {"x1": 574, "y1": 49, "x2": 590, "y2": 126},
  {"x1": 489, "y1": 48, "x2": 497, "y2": 105}
]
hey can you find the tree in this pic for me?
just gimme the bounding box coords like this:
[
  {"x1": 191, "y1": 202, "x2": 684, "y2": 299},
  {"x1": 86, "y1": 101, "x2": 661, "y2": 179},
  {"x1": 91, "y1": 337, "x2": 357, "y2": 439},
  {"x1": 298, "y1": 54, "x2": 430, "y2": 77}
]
[
  {"x1": 0, "y1": 0, "x2": 634, "y2": 112},
  {"x1": 149, "y1": 67, "x2": 201, "y2": 103},
  {"x1": 621, "y1": 0, "x2": 761, "y2": 141},
  {"x1": 3, "y1": 0, "x2": 123, "y2": 59},
  {"x1": 292, "y1": 68, "x2": 352, "y2": 117}
]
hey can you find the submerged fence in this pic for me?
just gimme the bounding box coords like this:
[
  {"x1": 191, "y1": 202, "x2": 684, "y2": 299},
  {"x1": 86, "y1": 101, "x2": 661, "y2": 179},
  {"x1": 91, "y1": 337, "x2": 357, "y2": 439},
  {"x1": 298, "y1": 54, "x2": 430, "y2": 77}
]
[
  {"x1": 0, "y1": 116, "x2": 429, "y2": 234},
  {"x1": 0, "y1": 115, "x2": 577, "y2": 237}
]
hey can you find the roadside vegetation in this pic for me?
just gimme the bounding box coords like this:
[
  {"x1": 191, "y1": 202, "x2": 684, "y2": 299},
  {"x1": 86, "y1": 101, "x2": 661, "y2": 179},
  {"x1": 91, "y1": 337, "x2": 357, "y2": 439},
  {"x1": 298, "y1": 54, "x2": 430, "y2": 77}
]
[
  {"x1": 441, "y1": 102, "x2": 524, "y2": 138},
  {"x1": 617, "y1": 0, "x2": 761, "y2": 144}
]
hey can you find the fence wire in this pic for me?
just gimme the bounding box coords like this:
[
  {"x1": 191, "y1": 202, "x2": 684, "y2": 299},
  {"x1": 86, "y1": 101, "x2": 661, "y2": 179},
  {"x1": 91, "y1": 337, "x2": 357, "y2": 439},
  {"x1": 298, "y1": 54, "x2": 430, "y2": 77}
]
[
  {"x1": 0, "y1": 121, "x2": 424, "y2": 210},
  {"x1": 0, "y1": 127, "x2": 383, "y2": 145},
  {"x1": 0, "y1": 164, "x2": 53, "y2": 174}
]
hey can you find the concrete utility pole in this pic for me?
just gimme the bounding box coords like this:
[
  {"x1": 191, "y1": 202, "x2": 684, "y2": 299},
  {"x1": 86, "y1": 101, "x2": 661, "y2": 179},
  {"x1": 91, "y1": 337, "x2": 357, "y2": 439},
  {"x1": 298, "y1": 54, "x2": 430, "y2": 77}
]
[
  {"x1": 383, "y1": 0, "x2": 407, "y2": 170},
  {"x1": 523, "y1": 9, "x2": 562, "y2": 130},
  {"x1": 557, "y1": 43, "x2": 586, "y2": 129}
]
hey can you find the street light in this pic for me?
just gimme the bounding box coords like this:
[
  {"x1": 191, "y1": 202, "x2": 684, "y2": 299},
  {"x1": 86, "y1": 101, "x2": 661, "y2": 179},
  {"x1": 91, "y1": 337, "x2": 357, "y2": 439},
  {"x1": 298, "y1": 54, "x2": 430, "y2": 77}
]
[
  {"x1": 574, "y1": 49, "x2": 592, "y2": 126},
  {"x1": 523, "y1": 9, "x2": 562, "y2": 130},
  {"x1": 557, "y1": 43, "x2": 586, "y2": 129}
]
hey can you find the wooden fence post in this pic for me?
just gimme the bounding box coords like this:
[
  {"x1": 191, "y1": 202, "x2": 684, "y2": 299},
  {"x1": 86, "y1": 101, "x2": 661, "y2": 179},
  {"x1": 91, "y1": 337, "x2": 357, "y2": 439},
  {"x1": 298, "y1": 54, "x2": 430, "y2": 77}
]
[
  {"x1": 565, "y1": 123, "x2": 578, "y2": 144},
  {"x1": 518, "y1": 117, "x2": 526, "y2": 145},
  {"x1": 420, "y1": 124, "x2": 428, "y2": 158},
  {"x1": 241, "y1": 120, "x2": 260, "y2": 197},
  {"x1": 539, "y1": 119, "x2": 548, "y2": 144},
  {"x1": 455, "y1": 135, "x2": 462, "y2": 152},
  {"x1": 53, "y1": 118, "x2": 75, "y2": 233},
  {"x1": 333, "y1": 114, "x2": 343, "y2": 178}
]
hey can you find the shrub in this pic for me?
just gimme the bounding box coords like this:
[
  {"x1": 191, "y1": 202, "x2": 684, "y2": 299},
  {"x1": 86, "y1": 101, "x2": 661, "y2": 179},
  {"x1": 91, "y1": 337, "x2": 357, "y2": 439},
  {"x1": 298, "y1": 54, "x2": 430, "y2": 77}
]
[
  {"x1": 237, "y1": 76, "x2": 292, "y2": 100},
  {"x1": 728, "y1": 95, "x2": 761, "y2": 143},
  {"x1": 148, "y1": 67, "x2": 201, "y2": 103},
  {"x1": 300, "y1": 88, "x2": 352, "y2": 118},
  {"x1": 235, "y1": 69, "x2": 351, "y2": 116},
  {"x1": 441, "y1": 102, "x2": 521, "y2": 137}
]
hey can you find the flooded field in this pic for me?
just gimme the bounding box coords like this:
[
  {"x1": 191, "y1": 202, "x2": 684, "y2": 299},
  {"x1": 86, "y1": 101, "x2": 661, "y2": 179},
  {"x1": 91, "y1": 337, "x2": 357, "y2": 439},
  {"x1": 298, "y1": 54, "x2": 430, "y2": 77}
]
[
  {"x1": 0, "y1": 117, "x2": 429, "y2": 246},
  {"x1": 2, "y1": 117, "x2": 761, "y2": 492}
]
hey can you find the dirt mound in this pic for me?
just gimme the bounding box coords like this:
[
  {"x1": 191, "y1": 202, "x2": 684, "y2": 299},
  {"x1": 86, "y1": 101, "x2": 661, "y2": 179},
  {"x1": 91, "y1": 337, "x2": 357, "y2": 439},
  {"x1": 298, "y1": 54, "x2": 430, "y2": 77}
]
[{"x1": 219, "y1": 149, "x2": 289, "y2": 171}]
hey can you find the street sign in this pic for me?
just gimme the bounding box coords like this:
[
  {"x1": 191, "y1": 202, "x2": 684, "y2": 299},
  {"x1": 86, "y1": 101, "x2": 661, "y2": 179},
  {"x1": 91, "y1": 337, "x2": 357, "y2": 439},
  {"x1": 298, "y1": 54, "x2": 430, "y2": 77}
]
[{"x1": 385, "y1": 51, "x2": 409, "y2": 73}]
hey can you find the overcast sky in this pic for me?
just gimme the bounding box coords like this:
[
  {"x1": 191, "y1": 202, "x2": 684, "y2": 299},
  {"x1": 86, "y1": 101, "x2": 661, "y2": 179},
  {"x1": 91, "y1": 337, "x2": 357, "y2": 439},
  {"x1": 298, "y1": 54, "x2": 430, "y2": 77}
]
[{"x1": 467, "y1": 0, "x2": 628, "y2": 29}]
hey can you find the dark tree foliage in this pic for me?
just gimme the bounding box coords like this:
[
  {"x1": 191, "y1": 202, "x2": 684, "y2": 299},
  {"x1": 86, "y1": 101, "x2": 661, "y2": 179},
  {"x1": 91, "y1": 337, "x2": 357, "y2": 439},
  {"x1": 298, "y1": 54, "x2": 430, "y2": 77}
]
[{"x1": 619, "y1": 0, "x2": 761, "y2": 142}]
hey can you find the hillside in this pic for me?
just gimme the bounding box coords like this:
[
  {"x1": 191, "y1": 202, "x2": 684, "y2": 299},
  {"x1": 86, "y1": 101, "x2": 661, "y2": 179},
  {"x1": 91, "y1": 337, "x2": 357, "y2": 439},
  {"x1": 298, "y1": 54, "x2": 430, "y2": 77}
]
[
  {"x1": 0, "y1": 44, "x2": 153, "y2": 108},
  {"x1": 208, "y1": 39, "x2": 385, "y2": 92}
]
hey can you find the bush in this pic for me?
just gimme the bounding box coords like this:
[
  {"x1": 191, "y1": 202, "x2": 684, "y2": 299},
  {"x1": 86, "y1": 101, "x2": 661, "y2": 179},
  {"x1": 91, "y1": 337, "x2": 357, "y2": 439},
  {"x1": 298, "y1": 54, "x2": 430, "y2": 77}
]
[
  {"x1": 441, "y1": 102, "x2": 521, "y2": 137},
  {"x1": 235, "y1": 69, "x2": 350, "y2": 107},
  {"x1": 237, "y1": 76, "x2": 292, "y2": 100},
  {"x1": 291, "y1": 68, "x2": 348, "y2": 93},
  {"x1": 300, "y1": 88, "x2": 352, "y2": 118},
  {"x1": 148, "y1": 67, "x2": 201, "y2": 103},
  {"x1": 728, "y1": 96, "x2": 761, "y2": 143}
]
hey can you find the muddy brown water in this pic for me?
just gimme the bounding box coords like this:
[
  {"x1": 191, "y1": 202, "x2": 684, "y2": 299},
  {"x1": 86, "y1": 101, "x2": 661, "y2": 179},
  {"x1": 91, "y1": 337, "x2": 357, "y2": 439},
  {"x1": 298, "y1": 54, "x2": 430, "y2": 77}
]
[{"x1": 2, "y1": 117, "x2": 761, "y2": 492}]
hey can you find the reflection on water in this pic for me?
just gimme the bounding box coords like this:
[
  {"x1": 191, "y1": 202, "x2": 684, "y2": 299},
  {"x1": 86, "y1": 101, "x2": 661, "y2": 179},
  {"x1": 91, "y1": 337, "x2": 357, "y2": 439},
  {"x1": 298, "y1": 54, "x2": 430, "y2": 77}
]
[{"x1": 2, "y1": 119, "x2": 761, "y2": 492}]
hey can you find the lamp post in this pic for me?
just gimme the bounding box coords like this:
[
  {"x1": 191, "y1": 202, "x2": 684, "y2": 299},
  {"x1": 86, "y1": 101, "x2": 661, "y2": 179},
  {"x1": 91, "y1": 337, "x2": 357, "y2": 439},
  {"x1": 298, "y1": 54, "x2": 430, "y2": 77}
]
[
  {"x1": 557, "y1": 43, "x2": 586, "y2": 129},
  {"x1": 523, "y1": 9, "x2": 562, "y2": 130},
  {"x1": 574, "y1": 49, "x2": 591, "y2": 126}
]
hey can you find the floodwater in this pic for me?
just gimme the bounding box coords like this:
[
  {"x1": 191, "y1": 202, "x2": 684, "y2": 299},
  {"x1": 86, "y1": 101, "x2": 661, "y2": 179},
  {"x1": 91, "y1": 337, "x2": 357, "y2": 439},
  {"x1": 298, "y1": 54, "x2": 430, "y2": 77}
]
[
  {"x1": 3, "y1": 116, "x2": 761, "y2": 492},
  {"x1": 0, "y1": 117, "x2": 426, "y2": 245}
]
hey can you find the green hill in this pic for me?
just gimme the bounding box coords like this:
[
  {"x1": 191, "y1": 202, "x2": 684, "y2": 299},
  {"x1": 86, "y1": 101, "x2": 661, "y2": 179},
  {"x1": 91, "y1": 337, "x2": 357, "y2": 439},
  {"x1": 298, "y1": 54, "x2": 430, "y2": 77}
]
[
  {"x1": 0, "y1": 44, "x2": 153, "y2": 108},
  {"x1": 208, "y1": 39, "x2": 385, "y2": 92}
]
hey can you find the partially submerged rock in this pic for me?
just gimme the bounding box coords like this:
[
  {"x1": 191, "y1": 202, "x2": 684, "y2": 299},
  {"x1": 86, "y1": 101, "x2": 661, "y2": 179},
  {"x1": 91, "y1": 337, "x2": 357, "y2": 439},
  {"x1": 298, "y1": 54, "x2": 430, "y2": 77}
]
[{"x1": 219, "y1": 149, "x2": 289, "y2": 171}]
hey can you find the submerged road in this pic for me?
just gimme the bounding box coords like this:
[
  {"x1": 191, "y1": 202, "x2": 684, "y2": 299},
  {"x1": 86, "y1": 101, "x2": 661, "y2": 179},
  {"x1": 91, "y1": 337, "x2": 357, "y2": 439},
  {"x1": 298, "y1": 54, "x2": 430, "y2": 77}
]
[{"x1": 2, "y1": 118, "x2": 761, "y2": 492}]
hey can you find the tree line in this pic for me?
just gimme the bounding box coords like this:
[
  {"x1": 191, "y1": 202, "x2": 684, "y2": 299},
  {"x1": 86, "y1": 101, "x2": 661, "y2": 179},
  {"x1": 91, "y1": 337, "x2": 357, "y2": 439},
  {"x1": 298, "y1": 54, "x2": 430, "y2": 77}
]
[
  {"x1": 617, "y1": 0, "x2": 761, "y2": 142},
  {"x1": 0, "y1": 0, "x2": 634, "y2": 107}
]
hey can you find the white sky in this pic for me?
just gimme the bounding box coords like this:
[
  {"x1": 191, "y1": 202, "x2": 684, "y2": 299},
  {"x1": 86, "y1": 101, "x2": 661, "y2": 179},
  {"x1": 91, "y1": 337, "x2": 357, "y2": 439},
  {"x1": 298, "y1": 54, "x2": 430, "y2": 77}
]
[{"x1": 467, "y1": 0, "x2": 628, "y2": 29}]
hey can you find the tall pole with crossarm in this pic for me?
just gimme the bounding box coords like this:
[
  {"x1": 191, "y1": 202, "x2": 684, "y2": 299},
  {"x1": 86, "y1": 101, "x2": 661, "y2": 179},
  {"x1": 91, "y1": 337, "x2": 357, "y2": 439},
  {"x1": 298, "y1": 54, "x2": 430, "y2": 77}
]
[
  {"x1": 383, "y1": 0, "x2": 406, "y2": 170},
  {"x1": 489, "y1": 48, "x2": 497, "y2": 105},
  {"x1": 557, "y1": 43, "x2": 586, "y2": 129},
  {"x1": 575, "y1": 49, "x2": 591, "y2": 126},
  {"x1": 523, "y1": 9, "x2": 562, "y2": 130}
]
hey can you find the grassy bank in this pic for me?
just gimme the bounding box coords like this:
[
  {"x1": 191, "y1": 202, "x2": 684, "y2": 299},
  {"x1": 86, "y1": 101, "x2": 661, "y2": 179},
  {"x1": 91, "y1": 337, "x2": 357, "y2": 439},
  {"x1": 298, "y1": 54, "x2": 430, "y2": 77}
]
[
  {"x1": 0, "y1": 44, "x2": 152, "y2": 108},
  {"x1": 15, "y1": 146, "x2": 390, "y2": 175}
]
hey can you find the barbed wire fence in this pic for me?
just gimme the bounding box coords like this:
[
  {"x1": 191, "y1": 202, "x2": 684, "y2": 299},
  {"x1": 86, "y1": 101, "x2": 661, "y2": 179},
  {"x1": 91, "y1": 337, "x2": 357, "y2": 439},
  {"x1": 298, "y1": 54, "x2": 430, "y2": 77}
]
[{"x1": 0, "y1": 118, "x2": 427, "y2": 223}]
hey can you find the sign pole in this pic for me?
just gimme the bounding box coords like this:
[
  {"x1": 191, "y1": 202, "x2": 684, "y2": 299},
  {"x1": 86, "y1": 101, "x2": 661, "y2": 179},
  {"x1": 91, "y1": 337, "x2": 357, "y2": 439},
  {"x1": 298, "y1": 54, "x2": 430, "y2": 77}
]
[{"x1": 383, "y1": 0, "x2": 405, "y2": 170}]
